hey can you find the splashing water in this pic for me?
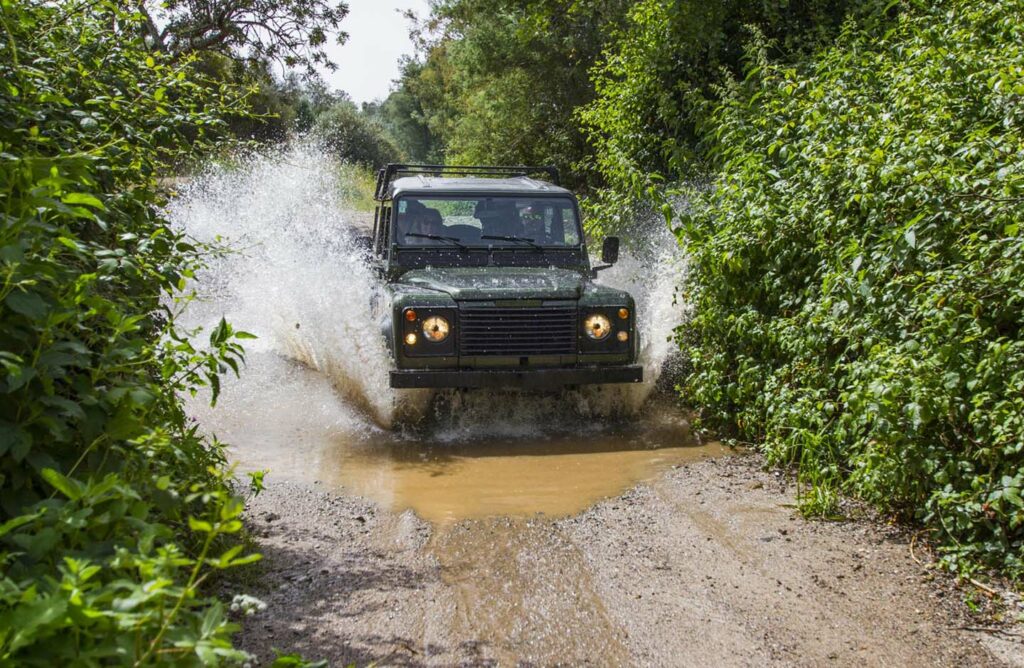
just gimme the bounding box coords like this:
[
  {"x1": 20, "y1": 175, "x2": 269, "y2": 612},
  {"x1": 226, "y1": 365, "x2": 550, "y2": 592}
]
[
  {"x1": 581, "y1": 221, "x2": 689, "y2": 416},
  {"x1": 170, "y1": 144, "x2": 687, "y2": 434},
  {"x1": 170, "y1": 144, "x2": 424, "y2": 428}
]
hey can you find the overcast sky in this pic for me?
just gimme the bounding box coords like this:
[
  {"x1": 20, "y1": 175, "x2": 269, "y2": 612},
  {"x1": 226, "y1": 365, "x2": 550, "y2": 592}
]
[{"x1": 320, "y1": 0, "x2": 432, "y2": 104}]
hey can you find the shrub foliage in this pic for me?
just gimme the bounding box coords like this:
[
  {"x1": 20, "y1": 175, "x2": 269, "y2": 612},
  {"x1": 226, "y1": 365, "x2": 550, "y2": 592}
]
[
  {"x1": 0, "y1": 0, "x2": 258, "y2": 662},
  {"x1": 679, "y1": 0, "x2": 1024, "y2": 576},
  {"x1": 313, "y1": 103, "x2": 401, "y2": 168},
  {"x1": 578, "y1": 0, "x2": 856, "y2": 231}
]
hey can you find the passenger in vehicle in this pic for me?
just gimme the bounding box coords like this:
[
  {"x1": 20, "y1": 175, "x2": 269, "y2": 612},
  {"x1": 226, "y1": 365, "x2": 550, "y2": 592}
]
[
  {"x1": 405, "y1": 209, "x2": 444, "y2": 243},
  {"x1": 520, "y1": 206, "x2": 549, "y2": 243},
  {"x1": 421, "y1": 209, "x2": 443, "y2": 234},
  {"x1": 475, "y1": 199, "x2": 519, "y2": 237},
  {"x1": 397, "y1": 200, "x2": 425, "y2": 240}
]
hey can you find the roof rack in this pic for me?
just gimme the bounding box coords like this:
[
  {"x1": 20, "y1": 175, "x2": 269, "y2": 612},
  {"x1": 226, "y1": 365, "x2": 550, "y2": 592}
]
[{"x1": 373, "y1": 163, "x2": 560, "y2": 201}]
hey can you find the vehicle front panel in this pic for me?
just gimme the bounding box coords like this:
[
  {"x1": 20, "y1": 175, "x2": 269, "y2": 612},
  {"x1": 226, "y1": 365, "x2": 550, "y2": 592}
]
[{"x1": 372, "y1": 171, "x2": 641, "y2": 389}]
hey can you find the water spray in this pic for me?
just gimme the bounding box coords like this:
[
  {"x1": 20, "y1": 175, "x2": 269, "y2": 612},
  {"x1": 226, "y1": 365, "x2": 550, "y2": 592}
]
[{"x1": 171, "y1": 144, "x2": 687, "y2": 435}]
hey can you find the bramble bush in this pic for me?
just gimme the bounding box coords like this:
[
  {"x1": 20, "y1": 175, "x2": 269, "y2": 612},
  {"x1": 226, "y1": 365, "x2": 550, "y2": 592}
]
[
  {"x1": 677, "y1": 0, "x2": 1024, "y2": 576},
  {"x1": 0, "y1": 0, "x2": 262, "y2": 663},
  {"x1": 577, "y1": 0, "x2": 858, "y2": 233}
]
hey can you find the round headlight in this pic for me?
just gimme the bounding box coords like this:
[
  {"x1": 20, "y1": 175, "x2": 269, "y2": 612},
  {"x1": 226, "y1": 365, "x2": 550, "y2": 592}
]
[
  {"x1": 583, "y1": 313, "x2": 612, "y2": 340},
  {"x1": 422, "y1": 316, "x2": 450, "y2": 342}
]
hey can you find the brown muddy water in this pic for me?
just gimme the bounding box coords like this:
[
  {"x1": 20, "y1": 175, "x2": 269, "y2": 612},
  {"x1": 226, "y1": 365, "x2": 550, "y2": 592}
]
[
  {"x1": 325, "y1": 426, "x2": 725, "y2": 524},
  {"x1": 188, "y1": 350, "x2": 725, "y2": 524}
]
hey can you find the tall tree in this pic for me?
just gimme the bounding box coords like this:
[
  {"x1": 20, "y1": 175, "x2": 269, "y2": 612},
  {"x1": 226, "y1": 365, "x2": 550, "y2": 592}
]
[
  {"x1": 580, "y1": 0, "x2": 859, "y2": 199},
  {"x1": 364, "y1": 59, "x2": 442, "y2": 162},
  {"x1": 389, "y1": 0, "x2": 632, "y2": 189},
  {"x1": 139, "y1": 0, "x2": 349, "y2": 75}
]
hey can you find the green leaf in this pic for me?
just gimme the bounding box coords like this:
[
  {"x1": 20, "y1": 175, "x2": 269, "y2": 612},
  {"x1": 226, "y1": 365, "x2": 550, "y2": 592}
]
[
  {"x1": 56, "y1": 236, "x2": 83, "y2": 252},
  {"x1": 12, "y1": 527, "x2": 61, "y2": 560},
  {"x1": 6, "y1": 596, "x2": 68, "y2": 653},
  {"x1": 0, "y1": 511, "x2": 42, "y2": 539},
  {"x1": 200, "y1": 601, "x2": 225, "y2": 638},
  {"x1": 5, "y1": 291, "x2": 48, "y2": 320},
  {"x1": 0, "y1": 422, "x2": 31, "y2": 458},
  {"x1": 61, "y1": 192, "x2": 105, "y2": 210},
  {"x1": 41, "y1": 468, "x2": 82, "y2": 500},
  {"x1": 189, "y1": 517, "x2": 214, "y2": 533},
  {"x1": 227, "y1": 553, "x2": 262, "y2": 567},
  {"x1": 216, "y1": 544, "x2": 244, "y2": 567},
  {"x1": 272, "y1": 653, "x2": 328, "y2": 668}
]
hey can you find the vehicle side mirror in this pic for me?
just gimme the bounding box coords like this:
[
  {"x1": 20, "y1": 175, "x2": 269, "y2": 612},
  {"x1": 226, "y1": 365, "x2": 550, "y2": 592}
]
[
  {"x1": 355, "y1": 234, "x2": 373, "y2": 255},
  {"x1": 601, "y1": 236, "x2": 620, "y2": 265}
]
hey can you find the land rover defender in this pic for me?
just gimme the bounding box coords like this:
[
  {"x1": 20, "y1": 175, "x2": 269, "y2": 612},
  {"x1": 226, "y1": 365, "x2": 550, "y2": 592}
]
[{"x1": 364, "y1": 164, "x2": 642, "y2": 389}]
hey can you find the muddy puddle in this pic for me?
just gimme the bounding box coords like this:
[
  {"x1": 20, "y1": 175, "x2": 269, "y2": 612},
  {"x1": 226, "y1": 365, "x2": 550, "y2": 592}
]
[
  {"x1": 189, "y1": 351, "x2": 724, "y2": 524},
  {"x1": 326, "y1": 427, "x2": 726, "y2": 524}
]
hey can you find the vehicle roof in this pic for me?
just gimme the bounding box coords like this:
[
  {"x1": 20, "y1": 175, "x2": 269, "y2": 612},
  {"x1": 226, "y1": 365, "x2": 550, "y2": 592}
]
[{"x1": 390, "y1": 175, "x2": 574, "y2": 199}]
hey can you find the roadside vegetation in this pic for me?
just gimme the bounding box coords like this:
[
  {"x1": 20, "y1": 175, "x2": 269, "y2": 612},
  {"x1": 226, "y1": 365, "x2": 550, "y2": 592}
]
[
  {"x1": 0, "y1": 0, "x2": 336, "y2": 662},
  {"x1": 676, "y1": 0, "x2": 1024, "y2": 578}
]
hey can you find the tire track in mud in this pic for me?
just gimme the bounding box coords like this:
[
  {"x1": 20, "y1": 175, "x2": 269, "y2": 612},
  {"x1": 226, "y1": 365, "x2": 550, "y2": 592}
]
[{"x1": 429, "y1": 518, "x2": 630, "y2": 664}]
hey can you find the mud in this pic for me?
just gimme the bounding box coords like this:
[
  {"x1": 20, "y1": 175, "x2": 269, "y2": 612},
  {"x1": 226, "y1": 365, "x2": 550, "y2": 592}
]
[
  {"x1": 188, "y1": 349, "x2": 728, "y2": 524},
  {"x1": 323, "y1": 431, "x2": 726, "y2": 524},
  {"x1": 234, "y1": 454, "x2": 1023, "y2": 666}
]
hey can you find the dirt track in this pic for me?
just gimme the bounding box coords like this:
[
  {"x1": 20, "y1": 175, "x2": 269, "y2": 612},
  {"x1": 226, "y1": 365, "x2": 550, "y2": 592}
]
[{"x1": 235, "y1": 453, "x2": 1024, "y2": 666}]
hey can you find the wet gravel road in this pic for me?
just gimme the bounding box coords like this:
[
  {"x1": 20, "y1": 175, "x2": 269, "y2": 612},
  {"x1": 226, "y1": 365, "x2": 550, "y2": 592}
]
[{"x1": 234, "y1": 454, "x2": 1024, "y2": 666}]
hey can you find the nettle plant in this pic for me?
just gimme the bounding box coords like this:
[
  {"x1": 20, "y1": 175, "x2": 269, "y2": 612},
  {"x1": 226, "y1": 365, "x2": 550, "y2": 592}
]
[
  {"x1": 0, "y1": 0, "x2": 261, "y2": 663},
  {"x1": 677, "y1": 0, "x2": 1024, "y2": 577}
]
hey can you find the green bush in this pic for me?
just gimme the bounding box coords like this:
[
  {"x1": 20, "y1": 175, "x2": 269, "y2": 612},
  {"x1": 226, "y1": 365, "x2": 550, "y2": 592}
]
[
  {"x1": 678, "y1": 0, "x2": 1024, "y2": 577},
  {"x1": 0, "y1": 0, "x2": 259, "y2": 662},
  {"x1": 314, "y1": 103, "x2": 400, "y2": 167},
  {"x1": 579, "y1": 0, "x2": 856, "y2": 228}
]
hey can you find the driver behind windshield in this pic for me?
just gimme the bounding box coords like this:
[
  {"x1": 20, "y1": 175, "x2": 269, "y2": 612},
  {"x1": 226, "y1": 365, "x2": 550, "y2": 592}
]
[
  {"x1": 474, "y1": 199, "x2": 519, "y2": 237},
  {"x1": 520, "y1": 206, "x2": 547, "y2": 243},
  {"x1": 395, "y1": 197, "x2": 578, "y2": 248},
  {"x1": 403, "y1": 209, "x2": 443, "y2": 243}
]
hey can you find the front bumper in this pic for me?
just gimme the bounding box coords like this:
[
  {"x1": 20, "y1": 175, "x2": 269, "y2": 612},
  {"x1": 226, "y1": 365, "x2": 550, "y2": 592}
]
[{"x1": 390, "y1": 365, "x2": 643, "y2": 389}]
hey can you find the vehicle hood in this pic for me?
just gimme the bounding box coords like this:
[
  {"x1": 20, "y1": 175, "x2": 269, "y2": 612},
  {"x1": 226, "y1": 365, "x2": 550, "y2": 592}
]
[{"x1": 398, "y1": 267, "x2": 587, "y2": 301}]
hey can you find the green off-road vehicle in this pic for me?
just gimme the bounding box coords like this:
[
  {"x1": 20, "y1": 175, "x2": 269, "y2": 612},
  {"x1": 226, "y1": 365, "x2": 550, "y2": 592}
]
[{"x1": 363, "y1": 164, "x2": 642, "y2": 389}]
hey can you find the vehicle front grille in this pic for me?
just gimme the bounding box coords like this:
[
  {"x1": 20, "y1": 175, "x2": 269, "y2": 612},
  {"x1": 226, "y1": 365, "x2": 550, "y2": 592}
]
[{"x1": 459, "y1": 304, "x2": 577, "y2": 356}]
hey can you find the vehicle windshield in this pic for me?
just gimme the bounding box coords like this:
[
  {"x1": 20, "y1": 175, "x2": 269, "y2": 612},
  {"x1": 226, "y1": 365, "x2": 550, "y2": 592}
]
[{"x1": 394, "y1": 195, "x2": 582, "y2": 248}]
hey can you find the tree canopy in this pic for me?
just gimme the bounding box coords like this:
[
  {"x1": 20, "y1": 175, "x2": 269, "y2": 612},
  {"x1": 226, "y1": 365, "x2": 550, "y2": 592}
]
[{"x1": 140, "y1": 0, "x2": 349, "y2": 75}]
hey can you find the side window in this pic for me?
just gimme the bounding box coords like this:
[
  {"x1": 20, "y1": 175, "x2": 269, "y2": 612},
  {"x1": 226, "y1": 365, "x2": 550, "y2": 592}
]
[
  {"x1": 376, "y1": 205, "x2": 391, "y2": 258},
  {"x1": 372, "y1": 207, "x2": 380, "y2": 255},
  {"x1": 561, "y1": 206, "x2": 580, "y2": 245}
]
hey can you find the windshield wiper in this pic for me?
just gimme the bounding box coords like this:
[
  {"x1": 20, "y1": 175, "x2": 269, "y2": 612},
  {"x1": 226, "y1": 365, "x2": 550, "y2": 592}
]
[
  {"x1": 481, "y1": 234, "x2": 543, "y2": 251},
  {"x1": 404, "y1": 233, "x2": 468, "y2": 251}
]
